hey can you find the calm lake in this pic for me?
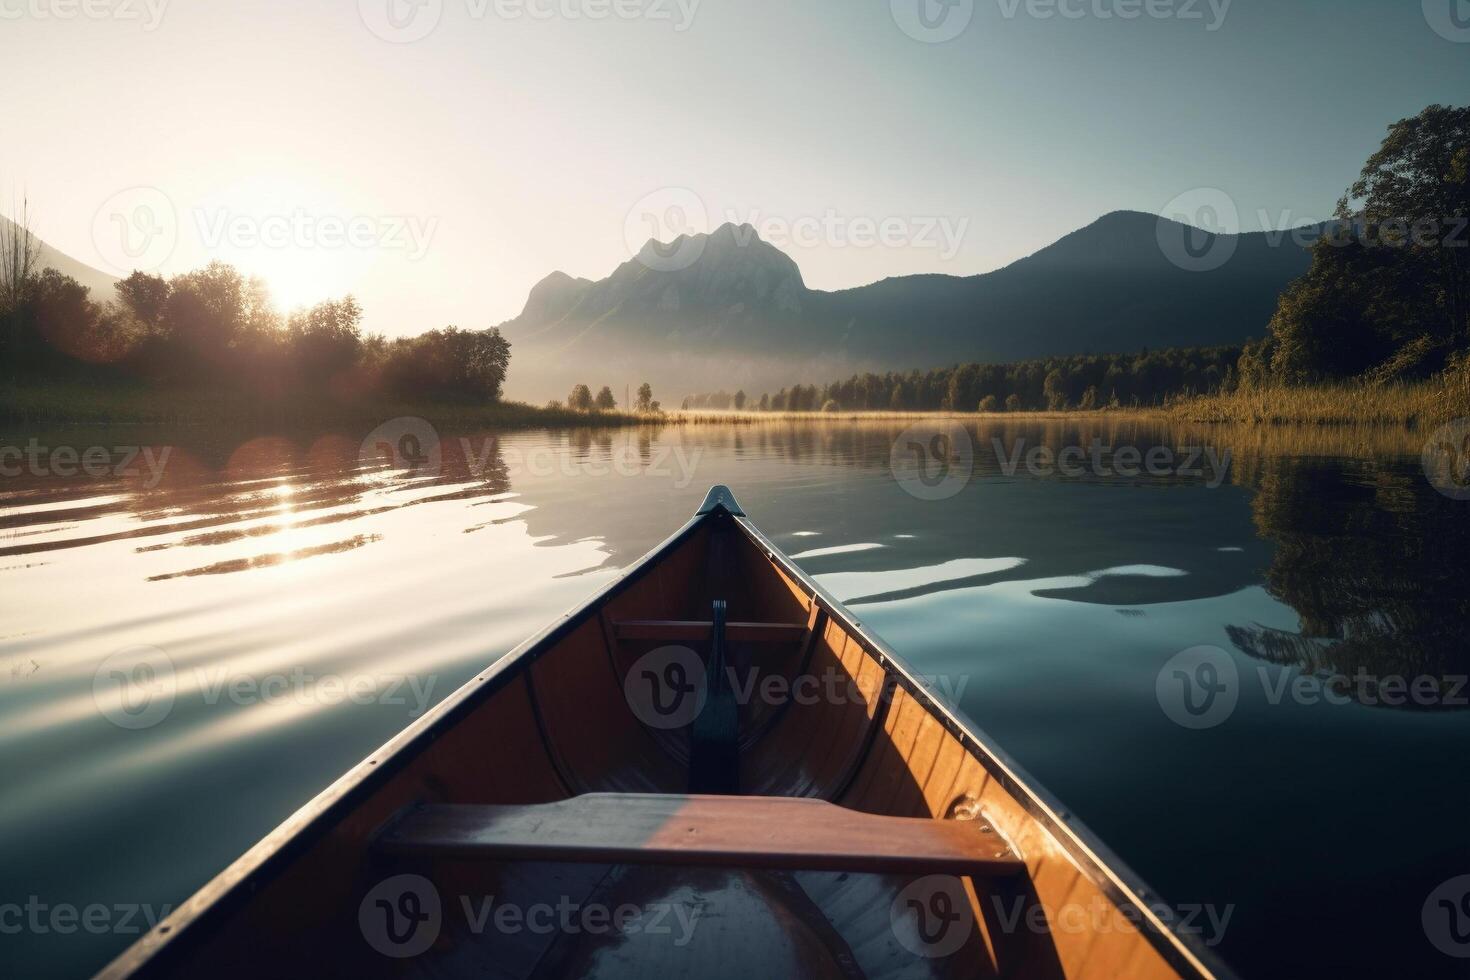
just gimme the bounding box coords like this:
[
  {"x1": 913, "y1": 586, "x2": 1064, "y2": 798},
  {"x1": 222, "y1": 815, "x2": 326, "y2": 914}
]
[{"x1": 1, "y1": 418, "x2": 1466, "y2": 978}]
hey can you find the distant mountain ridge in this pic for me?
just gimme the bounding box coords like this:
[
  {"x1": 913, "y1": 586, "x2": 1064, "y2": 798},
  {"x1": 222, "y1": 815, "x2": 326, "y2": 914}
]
[
  {"x1": 501, "y1": 210, "x2": 1317, "y2": 401},
  {"x1": 0, "y1": 215, "x2": 119, "y2": 304}
]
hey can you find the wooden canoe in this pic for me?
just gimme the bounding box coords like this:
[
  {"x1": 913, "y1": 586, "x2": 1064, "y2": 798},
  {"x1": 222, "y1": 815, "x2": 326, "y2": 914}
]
[{"x1": 99, "y1": 486, "x2": 1234, "y2": 979}]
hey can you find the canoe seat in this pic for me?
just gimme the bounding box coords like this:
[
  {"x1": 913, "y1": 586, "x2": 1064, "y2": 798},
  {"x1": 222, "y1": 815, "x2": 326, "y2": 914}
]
[
  {"x1": 374, "y1": 793, "x2": 1023, "y2": 876},
  {"x1": 611, "y1": 620, "x2": 808, "y2": 643}
]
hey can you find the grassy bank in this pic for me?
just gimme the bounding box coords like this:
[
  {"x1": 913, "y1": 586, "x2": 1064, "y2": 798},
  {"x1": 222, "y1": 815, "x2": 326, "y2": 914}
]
[
  {"x1": 1163, "y1": 363, "x2": 1470, "y2": 428},
  {"x1": 0, "y1": 383, "x2": 652, "y2": 429}
]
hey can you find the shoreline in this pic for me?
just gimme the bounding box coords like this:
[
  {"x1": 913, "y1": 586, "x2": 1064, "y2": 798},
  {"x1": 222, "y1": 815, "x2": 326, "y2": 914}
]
[{"x1": 5, "y1": 371, "x2": 1465, "y2": 432}]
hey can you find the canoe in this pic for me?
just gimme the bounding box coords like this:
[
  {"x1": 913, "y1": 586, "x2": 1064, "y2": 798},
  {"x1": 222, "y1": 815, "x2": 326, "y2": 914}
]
[{"x1": 100, "y1": 486, "x2": 1234, "y2": 980}]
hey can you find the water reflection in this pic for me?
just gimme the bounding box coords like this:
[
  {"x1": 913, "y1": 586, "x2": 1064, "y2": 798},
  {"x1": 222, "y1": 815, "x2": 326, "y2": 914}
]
[{"x1": 0, "y1": 418, "x2": 1465, "y2": 978}]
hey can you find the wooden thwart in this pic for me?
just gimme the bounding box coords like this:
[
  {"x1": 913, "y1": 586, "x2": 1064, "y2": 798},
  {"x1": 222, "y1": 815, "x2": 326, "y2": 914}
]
[
  {"x1": 613, "y1": 620, "x2": 808, "y2": 643},
  {"x1": 376, "y1": 793, "x2": 1023, "y2": 876}
]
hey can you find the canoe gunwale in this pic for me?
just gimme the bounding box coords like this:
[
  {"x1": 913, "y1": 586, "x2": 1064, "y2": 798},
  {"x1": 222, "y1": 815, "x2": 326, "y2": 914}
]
[
  {"x1": 96, "y1": 508, "x2": 712, "y2": 979},
  {"x1": 98, "y1": 487, "x2": 1238, "y2": 980},
  {"x1": 734, "y1": 512, "x2": 1236, "y2": 980}
]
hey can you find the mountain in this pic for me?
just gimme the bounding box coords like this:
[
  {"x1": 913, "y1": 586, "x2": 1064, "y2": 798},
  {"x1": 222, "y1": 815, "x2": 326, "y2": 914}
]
[
  {"x1": 500, "y1": 210, "x2": 1317, "y2": 402},
  {"x1": 0, "y1": 215, "x2": 119, "y2": 304}
]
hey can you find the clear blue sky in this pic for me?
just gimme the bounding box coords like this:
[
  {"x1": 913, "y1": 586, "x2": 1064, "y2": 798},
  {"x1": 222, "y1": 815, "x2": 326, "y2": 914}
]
[{"x1": 2, "y1": 0, "x2": 1466, "y2": 332}]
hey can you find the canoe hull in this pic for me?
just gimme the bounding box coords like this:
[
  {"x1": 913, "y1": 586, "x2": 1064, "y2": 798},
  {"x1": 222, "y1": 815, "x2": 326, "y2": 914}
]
[{"x1": 98, "y1": 490, "x2": 1230, "y2": 979}]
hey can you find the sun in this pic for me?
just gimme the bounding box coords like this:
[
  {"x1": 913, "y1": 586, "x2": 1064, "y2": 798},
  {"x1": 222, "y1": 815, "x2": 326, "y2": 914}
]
[{"x1": 195, "y1": 175, "x2": 371, "y2": 315}]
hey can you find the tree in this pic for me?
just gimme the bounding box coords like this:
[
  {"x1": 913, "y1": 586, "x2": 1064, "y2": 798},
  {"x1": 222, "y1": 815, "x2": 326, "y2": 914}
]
[
  {"x1": 1079, "y1": 385, "x2": 1099, "y2": 411},
  {"x1": 288, "y1": 295, "x2": 362, "y2": 380},
  {"x1": 594, "y1": 385, "x2": 616, "y2": 411},
  {"x1": 115, "y1": 271, "x2": 171, "y2": 333},
  {"x1": 1344, "y1": 104, "x2": 1469, "y2": 344},
  {"x1": 568, "y1": 384, "x2": 593, "y2": 411},
  {"x1": 0, "y1": 199, "x2": 39, "y2": 316},
  {"x1": 978, "y1": 394, "x2": 998, "y2": 412},
  {"x1": 820, "y1": 399, "x2": 839, "y2": 412},
  {"x1": 758, "y1": 393, "x2": 769, "y2": 411},
  {"x1": 635, "y1": 382, "x2": 653, "y2": 412},
  {"x1": 1005, "y1": 393, "x2": 1023, "y2": 412},
  {"x1": 734, "y1": 389, "x2": 746, "y2": 410},
  {"x1": 1269, "y1": 104, "x2": 1470, "y2": 382}
]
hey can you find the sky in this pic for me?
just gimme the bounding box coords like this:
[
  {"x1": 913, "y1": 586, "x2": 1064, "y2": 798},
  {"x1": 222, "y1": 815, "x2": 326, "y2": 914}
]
[{"x1": 2, "y1": 0, "x2": 1467, "y2": 335}]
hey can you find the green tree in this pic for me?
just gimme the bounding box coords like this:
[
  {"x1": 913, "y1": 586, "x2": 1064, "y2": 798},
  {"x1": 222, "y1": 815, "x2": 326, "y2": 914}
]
[
  {"x1": 1005, "y1": 393, "x2": 1022, "y2": 412},
  {"x1": 978, "y1": 394, "x2": 998, "y2": 412}
]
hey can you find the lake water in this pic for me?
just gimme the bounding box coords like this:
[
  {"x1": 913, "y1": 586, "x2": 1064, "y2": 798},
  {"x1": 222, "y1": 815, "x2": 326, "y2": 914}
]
[{"x1": 1, "y1": 418, "x2": 1466, "y2": 978}]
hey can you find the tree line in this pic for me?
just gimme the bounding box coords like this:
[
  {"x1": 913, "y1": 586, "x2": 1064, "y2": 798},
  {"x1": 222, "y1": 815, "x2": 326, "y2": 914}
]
[
  {"x1": 0, "y1": 221, "x2": 511, "y2": 405},
  {"x1": 553, "y1": 381, "x2": 662, "y2": 414},
  {"x1": 686, "y1": 346, "x2": 1241, "y2": 413}
]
